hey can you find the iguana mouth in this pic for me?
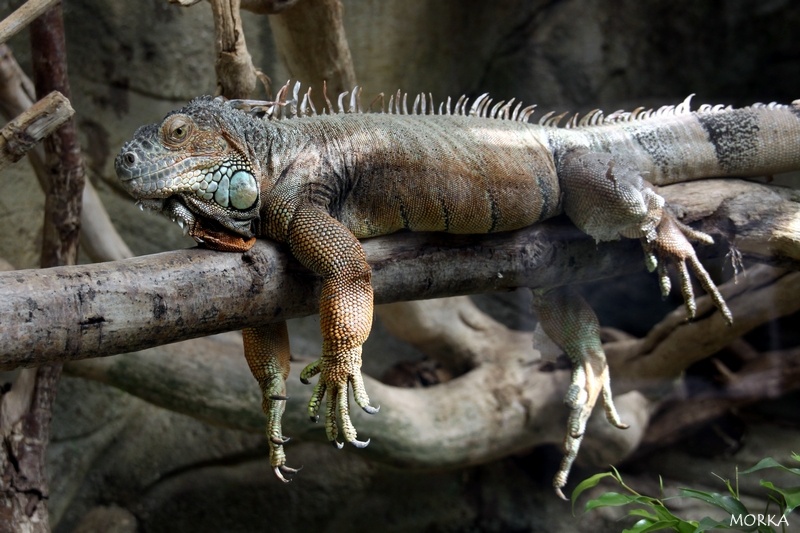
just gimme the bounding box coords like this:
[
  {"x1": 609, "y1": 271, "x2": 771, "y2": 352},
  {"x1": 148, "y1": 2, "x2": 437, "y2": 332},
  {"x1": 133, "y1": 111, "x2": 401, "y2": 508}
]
[
  {"x1": 135, "y1": 197, "x2": 195, "y2": 234},
  {"x1": 137, "y1": 197, "x2": 257, "y2": 252}
]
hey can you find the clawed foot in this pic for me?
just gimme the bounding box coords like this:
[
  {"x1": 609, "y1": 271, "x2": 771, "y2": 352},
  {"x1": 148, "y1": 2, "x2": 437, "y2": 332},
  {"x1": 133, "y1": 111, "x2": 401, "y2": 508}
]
[
  {"x1": 261, "y1": 380, "x2": 303, "y2": 483},
  {"x1": 645, "y1": 212, "x2": 732, "y2": 324},
  {"x1": 300, "y1": 347, "x2": 379, "y2": 449},
  {"x1": 553, "y1": 348, "x2": 628, "y2": 500}
]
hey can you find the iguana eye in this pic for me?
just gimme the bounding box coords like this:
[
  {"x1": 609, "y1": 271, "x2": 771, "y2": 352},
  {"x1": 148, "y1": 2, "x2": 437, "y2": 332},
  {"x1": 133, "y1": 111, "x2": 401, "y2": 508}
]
[{"x1": 163, "y1": 116, "x2": 193, "y2": 145}]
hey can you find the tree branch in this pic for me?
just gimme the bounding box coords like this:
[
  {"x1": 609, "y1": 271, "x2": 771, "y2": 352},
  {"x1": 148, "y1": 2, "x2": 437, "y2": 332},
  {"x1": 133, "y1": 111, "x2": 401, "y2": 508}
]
[
  {"x1": 268, "y1": 0, "x2": 356, "y2": 100},
  {"x1": 0, "y1": 90, "x2": 72, "y2": 171},
  {"x1": 0, "y1": 0, "x2": 59, "y2": 45},
  {"x1": 209, "y1": 0, "x2": 259, "y2": 99},
  {"x1": 0, "y1": 44, "x2": 132, "y2": 262},
  {"x1": 0, "y1": 178, "x2": 796, "y2": 371},
  {"x1": 63, "y1": 265, "x2": 800, "y2": 472},
  {"x1": 0, "y1": 5, "x2": 85, "y2": 531}
]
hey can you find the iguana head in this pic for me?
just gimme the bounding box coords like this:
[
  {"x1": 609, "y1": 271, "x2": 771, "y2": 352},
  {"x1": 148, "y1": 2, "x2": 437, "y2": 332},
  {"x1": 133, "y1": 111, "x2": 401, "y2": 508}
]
[{"x1": 115, "y1": 97, "x2": 260, "y2": 252}]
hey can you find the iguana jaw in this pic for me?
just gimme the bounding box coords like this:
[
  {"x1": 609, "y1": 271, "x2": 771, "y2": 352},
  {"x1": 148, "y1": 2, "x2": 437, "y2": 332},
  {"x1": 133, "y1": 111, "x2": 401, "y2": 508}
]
[{"x1": 136, "y1": 196, "x2": 257, "y2": 252}]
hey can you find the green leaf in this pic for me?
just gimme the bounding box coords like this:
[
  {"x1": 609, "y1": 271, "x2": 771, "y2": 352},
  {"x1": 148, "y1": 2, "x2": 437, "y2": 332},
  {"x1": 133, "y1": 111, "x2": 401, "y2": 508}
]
[
  {"x1": 740, "y1": 457, "x2": 800, "y2": 477},
  {"x1": 621, "y1": 518, "x2": 660, "y2": 533},
  {"x1": 634, "y1": 519, "x2": 678, "y2": 533},
  {"x1": 694, "y1": 516, "x2": 739, "y2": 532},
  {"x1": 571, "y1": 471, "x2": 618, "y2": 514},
  {"x1": 585, "y1": 491, "x2": 646, "y2": 511},
  {"x1": 679, "y1": 488, "x2": 749, "y2": 516},
  {"x1": 649, "y1": 503, "x2": 683, "y2": 523},
  {"x1": 760, "y1": 481, "x2": 800, "y2": 514},
  {"x1": 628, "y1": 509, "x2": 660, "y2": 520}
]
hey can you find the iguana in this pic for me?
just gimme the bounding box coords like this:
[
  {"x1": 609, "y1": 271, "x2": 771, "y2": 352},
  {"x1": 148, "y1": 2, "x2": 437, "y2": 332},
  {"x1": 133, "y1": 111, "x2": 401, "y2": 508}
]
[{"x1": 114, "y1": 82, "x2": 800, "y2": 497}]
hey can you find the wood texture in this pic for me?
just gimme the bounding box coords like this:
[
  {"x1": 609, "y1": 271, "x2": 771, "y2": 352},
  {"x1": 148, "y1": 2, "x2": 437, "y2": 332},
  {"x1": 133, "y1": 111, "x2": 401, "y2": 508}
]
[
  {"x1": 0, "y1": 90, "x2": 72, "y2": 171},
  {"x1": 0, "y1": 179, "x2": 796, "y2": 370}
]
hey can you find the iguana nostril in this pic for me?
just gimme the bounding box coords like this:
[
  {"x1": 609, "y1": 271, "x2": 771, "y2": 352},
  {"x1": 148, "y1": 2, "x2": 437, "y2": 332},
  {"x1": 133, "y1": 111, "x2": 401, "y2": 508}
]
[{"x1": 123, "y1": 152, "x2": 137, "y2": 166}]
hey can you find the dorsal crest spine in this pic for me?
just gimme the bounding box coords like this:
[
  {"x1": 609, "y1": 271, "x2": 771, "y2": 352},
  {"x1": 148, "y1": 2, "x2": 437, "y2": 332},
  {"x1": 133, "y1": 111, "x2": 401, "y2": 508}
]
[{"x1": 223, "y1": 81, "x2": 790, "y2": 129}]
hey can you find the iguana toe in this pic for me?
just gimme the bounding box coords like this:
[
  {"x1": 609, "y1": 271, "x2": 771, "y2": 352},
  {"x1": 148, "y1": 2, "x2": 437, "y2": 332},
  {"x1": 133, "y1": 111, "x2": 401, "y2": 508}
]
[
  {"x1": 651, "y1": 212, "x2": 733, "y2": 324},
  {"x1": 301, "y1": 348, "x2": 378, "y2": 450}
]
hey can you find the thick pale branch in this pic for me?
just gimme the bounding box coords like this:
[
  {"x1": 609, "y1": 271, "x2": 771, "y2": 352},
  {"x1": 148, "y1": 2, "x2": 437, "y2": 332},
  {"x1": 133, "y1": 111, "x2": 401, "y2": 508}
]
[
  {"x1": 65, "y1": 261, "x2": 797, "y2": 470},
  {"x1": 0, "y1": 179, "x2": 797, "y2": 370},
  {"x1": 608, "y1": 265, "x2": 800, "y2": 391},
  {"x1": 0, "y1": 90, "x2": 72, "y2": 171},
  {"x1": 377, "y1": 296, "x2": 533, "y2": 372}
]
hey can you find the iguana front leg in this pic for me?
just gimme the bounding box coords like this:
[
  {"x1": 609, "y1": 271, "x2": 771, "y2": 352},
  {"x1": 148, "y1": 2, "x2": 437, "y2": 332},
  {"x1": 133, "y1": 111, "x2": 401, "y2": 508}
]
[
  {"x1": 288, "y1": 204, "x2": 379, "y2": 449},
  {"x1": 242, "y1": 322, "x2": 300, "y2": 482},
  {"x1": 532, "y1": 287, "x2": 628, "y2": 499}
]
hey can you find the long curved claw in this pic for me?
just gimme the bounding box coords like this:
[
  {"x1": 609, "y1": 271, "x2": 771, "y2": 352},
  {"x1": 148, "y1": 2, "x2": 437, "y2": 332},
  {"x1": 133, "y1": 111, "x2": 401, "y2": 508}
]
[
  {"x1": 649, "y1": 211, "x2": 732, "y2": 324},
  {"x1": 300, "y1": 347, "x2": 379, "y2": 451},
  {"x1": 350, "y1": 369, "x2": 380, "y2": 414},
  {"x1": 532, "y1": 287, "x2": 628, "y2": 498},
  {"x1": 350, "y1": 437, "x2": 371, "y2": 449},
  {"x1": 553, "y1": 353, "x2": 628, "y2": 499},
  {"x1": 274, "y1": 464, "x2": 302, "y2": 483}
]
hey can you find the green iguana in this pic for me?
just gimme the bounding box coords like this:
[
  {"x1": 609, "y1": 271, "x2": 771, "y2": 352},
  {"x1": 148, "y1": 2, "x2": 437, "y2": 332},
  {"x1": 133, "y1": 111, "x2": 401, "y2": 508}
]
[{"x1": 114, "y1": 82, "x2": 800, "y2": 497}]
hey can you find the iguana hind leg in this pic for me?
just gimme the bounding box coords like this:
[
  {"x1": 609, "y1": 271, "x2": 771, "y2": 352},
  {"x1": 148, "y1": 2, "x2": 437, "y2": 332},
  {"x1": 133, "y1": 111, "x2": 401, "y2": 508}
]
[
  {"x1": 532, "y1": 287, "x2": 627, "y2": 499},
  {"x1": 558, "y1": 149, "x2": 732, "y2": 322},
  {"x1": 242, "y1": 323, "x2": 301, "y2": 482}
]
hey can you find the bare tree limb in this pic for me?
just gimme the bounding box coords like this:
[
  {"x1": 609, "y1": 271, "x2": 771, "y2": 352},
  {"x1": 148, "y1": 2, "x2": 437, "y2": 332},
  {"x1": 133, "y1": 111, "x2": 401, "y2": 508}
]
[
  {"x1": 64, "y1": 263, "x2": 799, "y2": 471},
  {"x1": 209, "y1": 0, "x2": 259, "y2": 98},
  {"x1": 608, "y1": 265, "x2": 800, "y2": 391},
  {"x1": 0, "y1": 178, "x2": 796, "y2": 371},
  {"x1": 378, "y1": 296, "x2": 534, "y2": 373},
  {"x1": 268, "y1": 0, "x2": 356, "y2": 100},
  {"x1": 0, "y1": 0, "x2": 59, "y2": 45},
  {"x1": 0, "y1": 5, "x2": 87, "y2": 531},
  {"x1": 65, "y1": 331, "x2": 651, "y2": 470},
  {"x1": 0, "y1": 44, "x2": 133, "y2": 262},
  {"x1": 0, "y1": 90, "x2": 72, "y2": 171}
]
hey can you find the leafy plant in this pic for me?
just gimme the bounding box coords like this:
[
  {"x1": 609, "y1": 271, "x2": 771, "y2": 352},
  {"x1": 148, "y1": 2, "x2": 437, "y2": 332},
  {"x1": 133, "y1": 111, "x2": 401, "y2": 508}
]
[{"x1": 571, "y1": 453, "x2": 800, "y2": 532}]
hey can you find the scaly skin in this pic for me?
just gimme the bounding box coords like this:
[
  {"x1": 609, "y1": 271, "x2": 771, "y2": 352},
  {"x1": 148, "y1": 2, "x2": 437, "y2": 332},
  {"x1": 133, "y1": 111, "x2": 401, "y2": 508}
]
[{"x1": 115, "y1": 87, "x2": 800, "y2": 495}]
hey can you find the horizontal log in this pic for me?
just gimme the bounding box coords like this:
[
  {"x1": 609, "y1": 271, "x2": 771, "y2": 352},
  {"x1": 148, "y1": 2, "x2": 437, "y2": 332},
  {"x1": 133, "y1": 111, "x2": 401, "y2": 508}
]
[{"x1": 0, "y1": 178, "x2": 797, "y2": 369}]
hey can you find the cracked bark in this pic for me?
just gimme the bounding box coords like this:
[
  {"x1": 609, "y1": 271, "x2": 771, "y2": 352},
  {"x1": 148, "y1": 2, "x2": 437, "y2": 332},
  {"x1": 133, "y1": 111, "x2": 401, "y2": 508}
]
[
  {"x1": 0, "y1": 5, "x2": 85, "y2": 532},
  {"x1": 0, "y1": 178, "x2": 796, "y2": 368}
]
